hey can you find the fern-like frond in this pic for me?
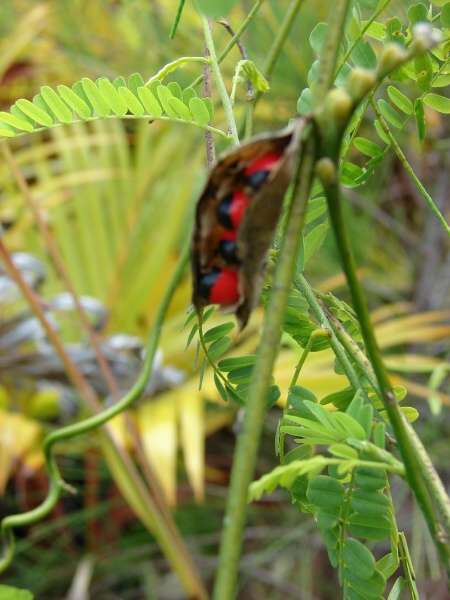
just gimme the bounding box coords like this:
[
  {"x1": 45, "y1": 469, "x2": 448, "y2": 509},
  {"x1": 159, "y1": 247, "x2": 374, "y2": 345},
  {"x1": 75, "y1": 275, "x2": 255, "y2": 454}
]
[{"x1": 0, "y1": 73, "x2": 228, "y2": 140}]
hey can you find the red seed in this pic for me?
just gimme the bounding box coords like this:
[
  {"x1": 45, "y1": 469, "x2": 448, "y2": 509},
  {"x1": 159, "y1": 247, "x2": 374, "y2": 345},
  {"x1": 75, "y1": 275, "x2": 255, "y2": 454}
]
[
  {"x1": 245, "y1": 152, "x2": 281, "y2": 176},
  {"x1": 210, "y1": 269, "x2": 239, "y2": 305},
  {"x1": 229, "y1": 190, "x2": 249, "y2": 229}
]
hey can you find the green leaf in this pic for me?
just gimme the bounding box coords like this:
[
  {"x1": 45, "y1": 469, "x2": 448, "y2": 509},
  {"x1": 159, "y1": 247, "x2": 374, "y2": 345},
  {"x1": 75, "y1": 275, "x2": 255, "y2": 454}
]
[
  {"x1": 218, "y1": 355, "x2": 256, "y2": 372},
  {"x1": 408, "y1": 3, "x2": 428, "y2": 24},
  {"x1": 183, "y1": 87, "x2": 197, "y2": 104},
  {"x1": 214, "y1": 372, "x2": 228, "y2": 402},
  {"x1": 374, "y1": 119, "x2": 390, "y2": 144},
  {"x1": 157, "y1": 85, "x2": 179, "y2": 118},
  {"x1": 387, "y1": 86, "x2": 413, "y2": 115},
  {"x1": 329, "y1": 444, "x2": 358, "y2": 459},
  {"x1": 40, "y1": 85, "x2": 73, "y2": 123},
  {"x1": 118, "y1": 87, "x2": 145, "y2": 115},
  {"x1": 228, "y1": 365, "x2": 253, "y2": 385},
  {"x1": 97, "y1": 78, "x2": 128, "y2": 116},
  {"x1": 57, "y1": 84, "x2": 92, "y2": 118},
  {"x1": 345, "y1": 569, "x2": 386, "y2": 598},
  {"x1": 441, "y1": 3, "x2": 450, "y2": 27},
  {"x1": 348, "y1": 513, "x2": 392, "y2": 540},
  {"x1": 240, "y1": 60, "x2": 270, "y2": 93},
  {"x1": 414, "y1": 54, "x2": 433, "y2": 90},
  {"x1": 0, "y1": 124, "x2": 16, "y2": 137},
  {"x1": 432, "y1": 73, "x2": 450, "y2": 87},
  {"x1": 355, "y1": 467, "x2": 386, "y2": 491},
  {"x1": 321, "y1": 387, "x2": 355, "y2": 410},
  {"x1": 137, "y1": 86, "x2": 163, "y2": 117},
  {"x1": 309, "y1": 22, "x2": 329, "y2": 55},
  {"x1": 297, "y1": 88, "x2": 313, "y2": 115},
  {"x1": 168, "y1": 81, "x2": 183, "y2": 100},
  {"x1": 351, "y1": 40, "x2": 377, "y2": 69},
  {"x1": 15, "y1": 98, "x2": 53, "y2": 126},
  {"x1": 377, "y1": 99, "x2": 404, "y2": 129},
  {"x1": 377, "y1": 552, "x2": 400, "y2": 579},
  {"x1": 306, "y1": 475, "x2": 345, "y2": 513},
  {"x1": 208, "y1": 336, "x2": 232, "y2": 360},
  {"x1": 0, "y1": 586, "x2": 34, "y2": 600},
  {"x1": 341, "y1": 161, "x2": 365, "y2": 187},
  {"x1": 197, "y1": 0, "x2": 238, "y2": 17},
  {"x1": 113, "y1": 76, "x2": 127, "y2": 89},
  {"x1": 400, "y1": 406, "x2": 419, "y2": 422},
  {"x1": 203, "y1": 322, "x2": 234, "y2": 343},
  {"x1": 353, "y1": 136, "x2": 383, "y2": 157},
  {"x1": 423, "y1": 93, "x2": 450, "y2": 114},
  {"x1": 342, "y1": 538, "x2": 376, "y2": 579},
  {"x1": 189, "y1": 97, "x2": 210, "y2": 126},
  {"x1": 351, "y1": 489, "x2": 391, "y2": 517},
  {"x1": 303, "y1": 223, "x2": 329, "y2": 266},
  {"x1": 387, "y1": 576, "x2": 405, "y2": 600},
  {"x1": 0, "y1": 110, "x2": 33, "y2": 132},
  {"x1": 331, "y1": 412, "x2": 366, "y2": 440},
  {"x1": 168, "y1": 97, "x2": 192, "y2": 120},
  {"x1": 128, "y1": 72, "x2": 145, "y2": 95},
  {"x1": 81, "y1": 78, "x2": 111, "y2": 117}
]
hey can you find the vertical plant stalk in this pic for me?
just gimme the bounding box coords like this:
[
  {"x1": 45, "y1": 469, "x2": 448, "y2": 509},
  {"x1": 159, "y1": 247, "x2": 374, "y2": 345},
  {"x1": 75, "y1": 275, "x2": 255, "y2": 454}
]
[
  {"x1": 213, "y1": 138, "x2": 316, "y2": 600},
  {"x1": 202, "y1": 36, "x2": 216, "y2": 167},
  {"x1": 322, "y1": 175, "x2": 450, "y2": 570},
  {"x1": 213, "y1": 3, "x2": 352, "y2": 597},
  {"x1": 0, "y1": 238, "x2": 208, "y2": 598},
  {"x1": 202, "y1": 15, "x2": 239, "y2": 145}
]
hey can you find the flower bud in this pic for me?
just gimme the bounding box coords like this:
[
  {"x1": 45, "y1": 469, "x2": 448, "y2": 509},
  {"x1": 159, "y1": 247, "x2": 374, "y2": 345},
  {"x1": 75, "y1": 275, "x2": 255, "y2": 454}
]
[
  {"x1": 324, "y1": 88, "x2": 353, "y2": 124},
  {"x1": 316, "y1": 157, "x2": 336, "y2": 186},
  {"x1": 346, "y1": 68, "x2": 376, "y2": 102},
  {"x1": 377, "y1": 43, "x2": 408, "y2": 78},
  {"x1": 411, "y1": 22, "x2": 442, "y2": 53}
]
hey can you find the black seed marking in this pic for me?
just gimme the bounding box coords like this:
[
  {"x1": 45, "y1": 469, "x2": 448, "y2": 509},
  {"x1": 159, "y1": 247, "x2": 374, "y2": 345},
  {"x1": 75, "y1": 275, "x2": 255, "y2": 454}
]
[
  {"x1": 217, "y1": 193, "x2": 233, "y2": 230},
  {"x1": 198, "y1": 269, "x2": 219, "y2": 299},
  {"x1": 246, "y1": 169, "x2": 270, "y2": 190},
  {"x1": 218, "y1": 240, "x2": 240, "y2": 264}
]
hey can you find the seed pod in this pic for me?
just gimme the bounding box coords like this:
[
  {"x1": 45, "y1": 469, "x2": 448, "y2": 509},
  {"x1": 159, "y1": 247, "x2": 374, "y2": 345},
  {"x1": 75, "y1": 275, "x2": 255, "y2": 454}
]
[{"x1": 192, "y1": 117, "x2": 306, "y2": 328}]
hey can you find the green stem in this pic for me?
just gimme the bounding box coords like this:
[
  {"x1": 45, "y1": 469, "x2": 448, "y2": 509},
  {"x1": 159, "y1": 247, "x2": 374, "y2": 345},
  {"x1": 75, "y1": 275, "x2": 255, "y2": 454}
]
[
  {"x1": 295, "y1": 274, "x2": 363, "y2": 393},
  {"x1": 201, "y1": 15, "x2": 239, "y2": 145},
  {"x1": 169, "y1": 0, "x2": 187, "y2": 38},
  {"x1": 323, "y1": 176, "x2": 450, "y2": 572},
  {"x1": 146, "y1": 56, "x2": 210, "y2": 84},
  {"x1": 288, "y1": 329, "x2": 330, "y2": 390},
  {"x1": 213, "y1": 133, "x2": 317, "y2": 600},
  {"x1": 371, "y1": 100, "x2": 450, "y2": 238},
  {"x1": 314, "y1": 0, "x2": 351, "y2": 102},
  {"x1": 190, "y1": 1, "x2": 265, "y2": 90}
]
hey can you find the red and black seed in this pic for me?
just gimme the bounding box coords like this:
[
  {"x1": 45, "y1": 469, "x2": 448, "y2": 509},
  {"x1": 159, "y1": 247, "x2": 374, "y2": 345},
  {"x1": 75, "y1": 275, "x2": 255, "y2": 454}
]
[{"x1": 218, "y1": 239, "x2": 240, "y2": 264}]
